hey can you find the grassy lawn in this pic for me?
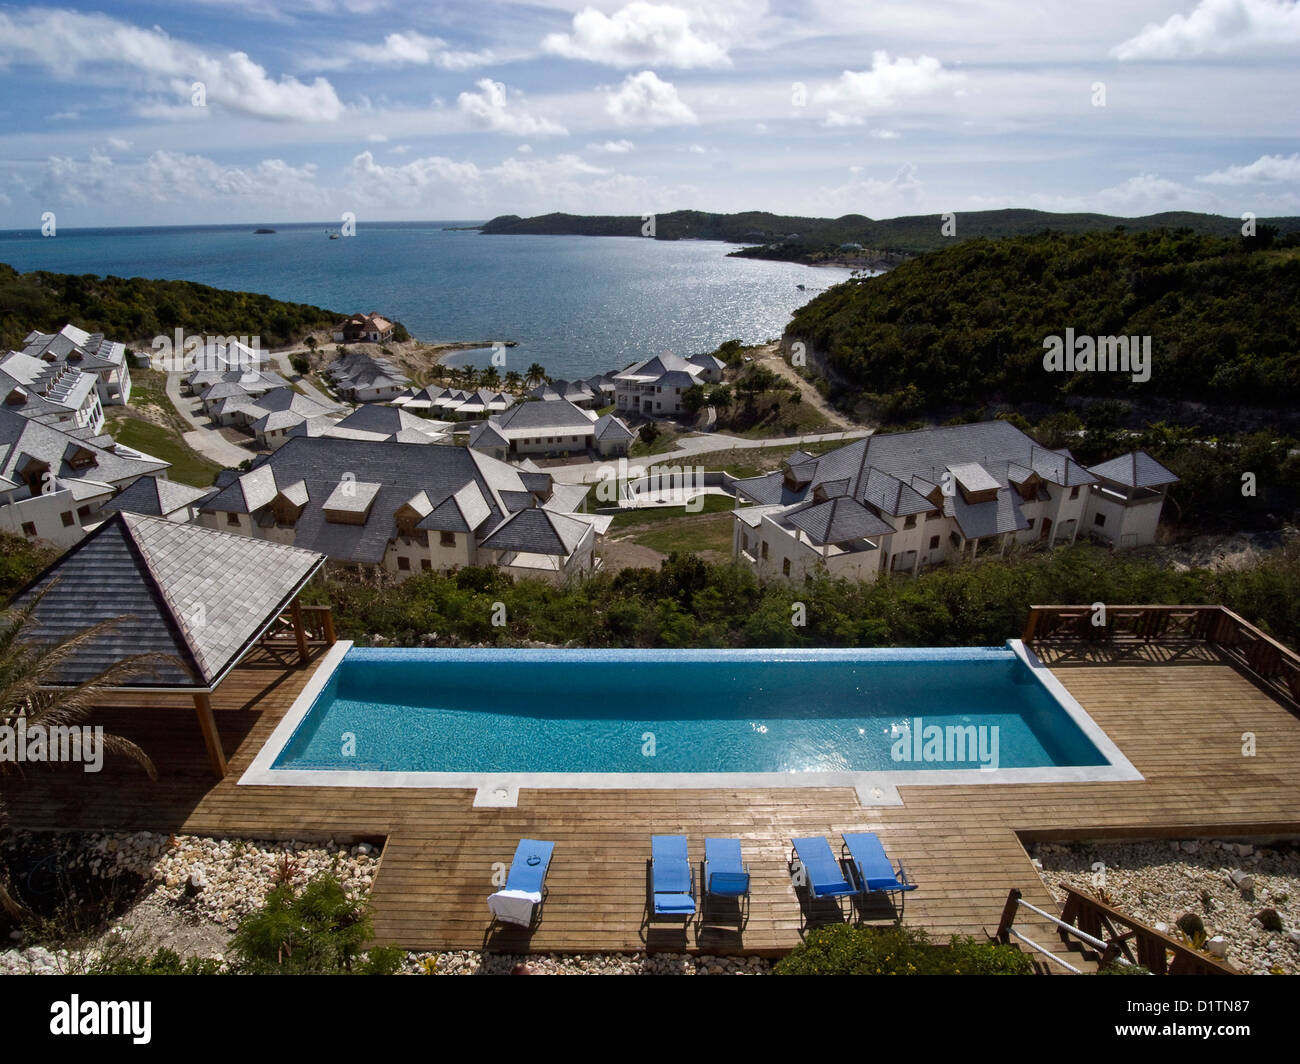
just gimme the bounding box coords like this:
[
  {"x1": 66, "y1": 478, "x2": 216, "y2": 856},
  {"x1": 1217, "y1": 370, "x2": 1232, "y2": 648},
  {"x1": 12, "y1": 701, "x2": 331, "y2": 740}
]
[
  {"x1": 629, "y1": 424, "x2": 692, "y2": 457},
  {"x1": 625, "y1": 513, "x2": 736, "y2": 555},
  {"x1": 127, "y1": 367, "x2": 190, "y2": 434},
  {"x1": 607, "y1": 494, "x2": 734, "y2": 530},
  {"x1": 106, "y1": 415, "x2": 224, "y2": 488},
  {"x1": 678, "y1": 439, "x2": 848, "y2": 479}
]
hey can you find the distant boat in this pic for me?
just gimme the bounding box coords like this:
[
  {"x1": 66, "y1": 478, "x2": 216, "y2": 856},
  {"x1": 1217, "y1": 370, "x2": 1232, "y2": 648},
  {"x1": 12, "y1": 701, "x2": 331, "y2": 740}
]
[
  {"x1": 796, "y1": 283, "x2": 805, "y2": 290},
  {"x1": 253, "y1": 228, "x2": 276, "y2": 234},
  {"x1": 328, "y1": 232, "x2": 340, "y2": 239}
]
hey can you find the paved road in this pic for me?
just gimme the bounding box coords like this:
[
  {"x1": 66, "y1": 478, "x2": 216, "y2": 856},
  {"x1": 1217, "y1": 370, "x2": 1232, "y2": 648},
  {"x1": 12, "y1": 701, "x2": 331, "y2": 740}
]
[
  {"x1": 267, "y1": 346, "x2": 343, "y2": 408},
  {"x1": 163, "y1": 371, "x2": 255, "y2": 468},
  {"x1": 547, "y1": 427, "x2": 872, "y2": 484}
]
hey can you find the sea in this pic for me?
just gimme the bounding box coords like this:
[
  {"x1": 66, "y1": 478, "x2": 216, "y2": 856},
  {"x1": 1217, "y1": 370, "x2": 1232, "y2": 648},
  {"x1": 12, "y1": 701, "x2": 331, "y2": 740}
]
[{"x1": 0, "y1": 221, "x2": 856, "y2": 381}]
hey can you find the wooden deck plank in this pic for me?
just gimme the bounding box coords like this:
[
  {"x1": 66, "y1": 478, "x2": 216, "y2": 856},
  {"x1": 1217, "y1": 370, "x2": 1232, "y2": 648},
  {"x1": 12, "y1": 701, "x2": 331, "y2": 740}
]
[{"x1": 3, "y1": 643, "x2": 1299, "y2": 959}]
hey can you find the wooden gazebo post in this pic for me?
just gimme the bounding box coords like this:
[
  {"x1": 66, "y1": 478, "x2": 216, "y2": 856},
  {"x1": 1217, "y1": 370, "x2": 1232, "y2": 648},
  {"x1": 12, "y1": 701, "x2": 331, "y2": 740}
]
[
  {"x1": 289, "y1": 598, "x2": 310, "y2": 665},
  {"x1": 192, "y1": 692, "x2": 228, "y2": 778}
]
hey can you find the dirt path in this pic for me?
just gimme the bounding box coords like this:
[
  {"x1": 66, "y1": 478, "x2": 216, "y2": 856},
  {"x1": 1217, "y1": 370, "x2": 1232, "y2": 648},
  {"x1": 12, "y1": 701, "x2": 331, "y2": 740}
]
[{"x1": 752, "y1": 342, "x2": 860, "y2": 431}]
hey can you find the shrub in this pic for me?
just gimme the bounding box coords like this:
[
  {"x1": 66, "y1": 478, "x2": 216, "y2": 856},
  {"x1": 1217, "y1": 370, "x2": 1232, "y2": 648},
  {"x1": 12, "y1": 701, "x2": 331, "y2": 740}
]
[
  {"x1": 230, "y1": 875, "x2": 375, "y2": 974},
  {"x1": 289, "y1": 354, "x2": 310, "y2": 375},
  {"x1": 773, "y1": 924, "x2": 1033, "y2": 975},
  {"x1": 1176, "y1": 913, "x2": 1205, "y2": 938},
  {"x1": 1098, "y1": 962, "x2": 1152, "y2": 975}
]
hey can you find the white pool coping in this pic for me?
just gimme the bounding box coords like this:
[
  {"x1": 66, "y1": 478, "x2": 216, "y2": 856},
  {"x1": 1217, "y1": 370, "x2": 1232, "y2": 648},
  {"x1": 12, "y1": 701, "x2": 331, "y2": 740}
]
[{"x1": 238, "y1": 639, "x2": 1143, "y2": 806}]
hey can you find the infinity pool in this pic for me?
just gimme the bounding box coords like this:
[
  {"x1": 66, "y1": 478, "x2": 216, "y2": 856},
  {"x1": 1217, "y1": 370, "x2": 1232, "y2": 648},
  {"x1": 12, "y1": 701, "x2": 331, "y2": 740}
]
[{"x1": 263, "y1": 646, "x2": 1115, "y2": 779}]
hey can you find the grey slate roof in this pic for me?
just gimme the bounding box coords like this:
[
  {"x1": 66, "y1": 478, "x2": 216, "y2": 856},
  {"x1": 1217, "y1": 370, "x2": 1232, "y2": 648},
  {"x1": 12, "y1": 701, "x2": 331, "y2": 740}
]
[
  {"x1": 784, "y1": 496, "x2": 894, "y2": 545},
  {"x1": 479, "y1": 507, "x2": 590, "y2": 556},
  {"x1": 491, "y1": 399, "x2": 595, "y2": 434},
  {"x1": 738, "y1": 421, "x2": 1102, "y2": 541},
  {"x1": 593, "y1": 413, "x2": 634, "y2": 441},
  {"x1": 0, "y1": 406, "x2": 168, "y2": 497},
  {"x1": 23, "y1": 324, "x2": 126, "y2": 372},
  {"x1": 100, "y1": 475, "x2": 210, "y2": 517},
  {"x1": 200, "y1": 438, "x2": 553, "y2": 565},
  {"x1": 1087, "y1": 451, "x2": 1179, "y2": 489},
  {"x1": 8, "y1": 512, "x2": 323, "y2": 689}
]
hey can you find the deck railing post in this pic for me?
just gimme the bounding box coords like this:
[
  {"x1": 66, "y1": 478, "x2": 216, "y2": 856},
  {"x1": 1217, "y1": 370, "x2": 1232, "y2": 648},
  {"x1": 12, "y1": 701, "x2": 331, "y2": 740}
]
[{"x1": 995, "y1": 887, "x2": 1022, "y2": 944}]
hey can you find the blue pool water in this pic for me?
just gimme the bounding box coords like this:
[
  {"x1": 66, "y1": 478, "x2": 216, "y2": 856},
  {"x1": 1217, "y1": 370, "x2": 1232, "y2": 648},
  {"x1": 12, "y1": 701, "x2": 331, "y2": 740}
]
[{"x1": 270, "y1": 647, "x2": 1109, "y2": 775}]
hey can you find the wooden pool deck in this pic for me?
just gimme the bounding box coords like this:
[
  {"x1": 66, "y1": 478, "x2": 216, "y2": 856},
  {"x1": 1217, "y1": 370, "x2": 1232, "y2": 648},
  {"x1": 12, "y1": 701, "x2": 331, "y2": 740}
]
[{"x1": 4, "y1": 642, "x2": 1300, "y2": 962}]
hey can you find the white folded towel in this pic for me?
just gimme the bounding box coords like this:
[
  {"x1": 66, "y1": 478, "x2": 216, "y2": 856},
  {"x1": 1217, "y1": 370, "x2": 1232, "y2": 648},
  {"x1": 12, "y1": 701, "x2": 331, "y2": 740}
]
[{"x1": 488, "y1": 888, "x2": 542, "y2": 927}]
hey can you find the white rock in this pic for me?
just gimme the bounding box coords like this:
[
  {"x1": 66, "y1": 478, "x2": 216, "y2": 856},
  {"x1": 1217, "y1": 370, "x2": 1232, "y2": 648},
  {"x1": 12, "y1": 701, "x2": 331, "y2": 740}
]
[{"x1": 1206, "y1": 936, "x2": 1229, "y2": 958}]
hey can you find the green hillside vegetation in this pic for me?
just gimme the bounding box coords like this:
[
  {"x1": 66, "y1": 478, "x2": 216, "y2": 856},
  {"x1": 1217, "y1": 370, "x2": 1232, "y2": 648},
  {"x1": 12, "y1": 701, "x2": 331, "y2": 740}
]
[
  {"x1": 786, "y1": 228, "x2": 1300, "y2": 412},
  {"x1": 0, "y1": 263, "x2": 342, "y2": 351},
  {"x1": 479, "y1": 208, "x2": 1300, "y2": 264}
]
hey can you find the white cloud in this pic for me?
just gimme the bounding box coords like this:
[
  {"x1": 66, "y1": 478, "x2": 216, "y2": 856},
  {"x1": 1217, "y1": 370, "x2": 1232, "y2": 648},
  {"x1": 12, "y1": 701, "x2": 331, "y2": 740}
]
[
  {"x1": 0, "y1": 9, "x2": 343, "y2": 122},
  {"x1": 821, "y1": 111, "x2": 864, "y2": 127},
  {"x1": 49, "y1": 111, "x2": 80, "y2": 121},
  {"x1": 1112, "y1": 0, "x2": 1300, "y2": 60},
  {"x1": 40, "y1": 149, "x2": 325, "y2": 207},
  {"x1": 543, "y1": 2, "x2": 731, "y2": 68},
  {"x1": 605, "y1": 70, "x2": 697, "y2": 126},
  {"x1": 816, "y1": 51, "x2": 964, "y2": 111},
  {"x1": 328, "y1": 30, "x2": 496, "y2": 71},
  {"x1": 1026, "y1": 174, "x2": 1212, "y2": 215},
  {"x1": 815, "y1": 162, "x2": 922, "y2": 215},
  {"x1": 589, "y1": 139, "x2": 636, "y2": 152},
  {"x1": 107, "y1": 137, "x2": 133, "y2": 152},
  {"x1": 367, "y1": 132, "x2": 388, "y2": 143},
  {"x1": 1197, "y1": 152, "x2": 1300, "y2": 184},
  {"x1": 457, "y1": 79, "x2": 568, "y2": 136},
  {"x1": 871, "y1": 129, "x2": 901, "y2": 139}
]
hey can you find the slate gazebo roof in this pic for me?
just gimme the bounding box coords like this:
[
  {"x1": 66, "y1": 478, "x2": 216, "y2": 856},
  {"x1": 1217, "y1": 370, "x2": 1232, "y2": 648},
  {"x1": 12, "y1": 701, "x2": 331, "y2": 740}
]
[{"x1": 7, "y1": 512, "x2": 327, "y2": 777}]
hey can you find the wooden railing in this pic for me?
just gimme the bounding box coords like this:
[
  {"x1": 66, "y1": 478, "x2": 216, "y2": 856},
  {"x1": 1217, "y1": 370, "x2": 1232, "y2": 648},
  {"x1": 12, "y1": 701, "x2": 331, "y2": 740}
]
[
  {"x1": 256, "y1": 603, "x2": 336, "y2": 664},
  {"x1": 995, "y1": 887, "x2": 1238, "y2": 975},
  {"x1": 1023, "y1": 604, "x2": 1300, "y2": 708}
]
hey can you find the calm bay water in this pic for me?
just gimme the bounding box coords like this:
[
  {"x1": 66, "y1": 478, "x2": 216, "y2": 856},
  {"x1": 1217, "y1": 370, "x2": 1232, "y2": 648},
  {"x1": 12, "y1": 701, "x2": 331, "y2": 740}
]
[{"x1": 0, "y1": 221, "x2": 853, "y2": 380}]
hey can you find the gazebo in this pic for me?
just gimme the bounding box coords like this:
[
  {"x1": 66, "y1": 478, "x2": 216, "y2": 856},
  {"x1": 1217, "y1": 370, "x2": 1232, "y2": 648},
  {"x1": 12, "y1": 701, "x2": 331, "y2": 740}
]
[{"x1": 8, "y1": 511, "x2": 329, "y2": 777}]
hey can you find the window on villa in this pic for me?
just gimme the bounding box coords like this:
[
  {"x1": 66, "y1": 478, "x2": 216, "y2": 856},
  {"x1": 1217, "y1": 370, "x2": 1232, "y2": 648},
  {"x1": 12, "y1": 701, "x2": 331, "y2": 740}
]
[
  {"x1": 60, "y1": 511, "x2": 74, "y2": 527},
  {"x1": 929, "y1": 535, "x2": 940, "y2": 550},
  {"x1": 397, "y1": 556, "x2": 410, "y2": 571},
  {"x1": 1094, "y1": 513, "x2": 1106, "y2": 527},
  {"x1": 21, "y1": 522, "x2": 36, "y2": 536},
  {"x1": 226, "y1": 513, "x2": 240, "y2": 526},
  {"x1": 904, "y1": 514, "x2": 917, "y2": 529},
  {"x1": 420, "y1": 559, "x2": 432, "y2": 571},
  {"x1": 77, "y1": 505, "x2": 91, "y2": 519},
  {"x1": 1070, "y1": 486, "x2": 1081, "y2": 500},
  {"x1": 1027, "y1": 518, "x2": 1035, "y2": 529},
  {"x1": 440, "y1": 531, "x2": 456, "y2": 547},
  {"x1": 782, "y1": 558, "x2": 791, "y2": 576},
  {"x1": 926, "y1": 509, "x2": 941, "y2": 521},
  {"x1": 760, "y1": 542, "x2": 768, "y2": 559}
]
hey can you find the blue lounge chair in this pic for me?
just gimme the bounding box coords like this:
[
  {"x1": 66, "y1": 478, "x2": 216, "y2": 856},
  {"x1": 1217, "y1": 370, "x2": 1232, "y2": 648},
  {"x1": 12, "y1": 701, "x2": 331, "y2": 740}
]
[
  {"x1": 703, "y1": 838, "x2": 750, "y2": 924},
  {"x1": 790, "y1": 837, "x2": 859, "y2": 900},
  {"x1": 487, "y1": 838, "x2": 554, "y2": 929},
  {"x1": 842, "y1": 832, "x2": 916, "y2": 915},
  {"x1": 649, "y1": 835, "x2": 696, "y2": 919}
]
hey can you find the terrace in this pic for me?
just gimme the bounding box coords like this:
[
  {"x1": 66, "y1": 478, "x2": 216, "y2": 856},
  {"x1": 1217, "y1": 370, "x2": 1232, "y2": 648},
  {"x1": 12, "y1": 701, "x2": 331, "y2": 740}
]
[{"x1": 3, "y1": 605, "x2": 1299, "y2": 964}]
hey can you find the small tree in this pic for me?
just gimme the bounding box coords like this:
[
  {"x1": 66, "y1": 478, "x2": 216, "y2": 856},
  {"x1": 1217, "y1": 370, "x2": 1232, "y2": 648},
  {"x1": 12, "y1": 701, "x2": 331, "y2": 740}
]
[
  {"x1": 231, "y1": 875, "x2": 384, "y2": 974},
  {"x1": 0, "y1": 587, "x2": 173, "y2": 919}
]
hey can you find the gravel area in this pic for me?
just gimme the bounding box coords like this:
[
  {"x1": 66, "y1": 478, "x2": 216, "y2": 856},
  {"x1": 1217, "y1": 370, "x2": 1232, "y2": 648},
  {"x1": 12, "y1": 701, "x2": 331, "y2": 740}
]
[
  {"x1": 405, "y1": 951, "x2": 772, "y2": 975},
  {"x1": 1030, "y1": 838, "x2": 1300, "y2": 974}
]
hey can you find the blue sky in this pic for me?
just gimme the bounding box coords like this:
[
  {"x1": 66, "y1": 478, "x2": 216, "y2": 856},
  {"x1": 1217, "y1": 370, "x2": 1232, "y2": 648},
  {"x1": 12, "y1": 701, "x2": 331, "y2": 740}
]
[{"x1": 0, "y1": 0, "x2": 1297, "y2": 227}]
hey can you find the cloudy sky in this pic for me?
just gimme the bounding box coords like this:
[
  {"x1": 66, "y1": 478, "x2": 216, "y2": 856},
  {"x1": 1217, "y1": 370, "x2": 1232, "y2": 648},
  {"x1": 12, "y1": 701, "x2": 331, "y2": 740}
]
[{"x1": 0, "y1": 0, "x2": 1297, "y2": 227}]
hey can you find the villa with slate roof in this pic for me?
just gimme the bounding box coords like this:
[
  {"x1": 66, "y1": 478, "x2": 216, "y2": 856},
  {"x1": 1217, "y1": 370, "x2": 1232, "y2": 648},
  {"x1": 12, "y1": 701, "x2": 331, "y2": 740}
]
[
  {"x1": 732, "y1": 420, "x2": 1178, "y2": 581},
  {"x1": 196, "y1": 436, "x2": 606, "y2": 582},
  {"x1": 21, "y1": 324, "x2": 133, "y2": 407},
  {"x1": 467, "y1": 399, "x2": 633, "y2": 460},
  {"x1": 326, "y1": 350, "x2": 409, "y2": 402},
  {"x1": 0, "y1": 351, "x2": 105, "y2": 434},
  {"x1": 99, "y1": 474, "x2": 211, "y2": 523},
  {"x1": 0, "y1": 406, "x2": 170, "y2": 547},
  {"x1": 613, "y1": 352, "x2": 725, "y2": 416}
]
